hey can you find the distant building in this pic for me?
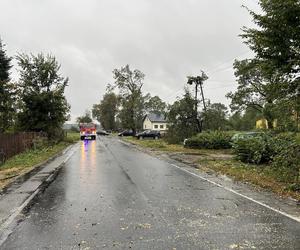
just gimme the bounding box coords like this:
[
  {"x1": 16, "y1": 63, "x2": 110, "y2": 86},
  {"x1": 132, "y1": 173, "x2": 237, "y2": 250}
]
[{"x1": 143, "y1": 113, "x2": 168, "y2": 132}]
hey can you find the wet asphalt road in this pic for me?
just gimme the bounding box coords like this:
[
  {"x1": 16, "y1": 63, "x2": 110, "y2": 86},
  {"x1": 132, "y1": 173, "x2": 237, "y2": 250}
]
[{"x1": 2, "y1": 137, "x2": 300, "y2": 249}]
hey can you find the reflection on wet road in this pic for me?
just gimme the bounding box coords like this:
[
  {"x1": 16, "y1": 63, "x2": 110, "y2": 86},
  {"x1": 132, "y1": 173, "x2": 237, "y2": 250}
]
[{"x1": 2, "y1": 137, "x2": 300, "y2": 249}]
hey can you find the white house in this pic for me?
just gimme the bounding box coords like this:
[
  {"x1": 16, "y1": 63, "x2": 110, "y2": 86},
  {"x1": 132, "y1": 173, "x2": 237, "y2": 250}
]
[{"x1": 143, "y1": 113, "x2": 168, "y2": 132}]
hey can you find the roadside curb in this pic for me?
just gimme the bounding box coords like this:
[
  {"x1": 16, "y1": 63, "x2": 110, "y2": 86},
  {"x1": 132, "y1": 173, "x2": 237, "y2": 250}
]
[{"x1": 0, "y1": 142, "x2": 78, "y2": 246}]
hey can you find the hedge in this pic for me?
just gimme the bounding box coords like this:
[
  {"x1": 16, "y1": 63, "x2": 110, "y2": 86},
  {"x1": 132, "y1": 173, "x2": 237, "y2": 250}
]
[{"x1": 184, "y1": 131, "x2": 233, "y2": 149}]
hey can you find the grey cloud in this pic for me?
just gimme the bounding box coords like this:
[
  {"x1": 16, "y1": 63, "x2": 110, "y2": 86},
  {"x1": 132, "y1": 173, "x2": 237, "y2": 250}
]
[{"x1": 0, "y1": 0, "x2": 259, "y2": 121}]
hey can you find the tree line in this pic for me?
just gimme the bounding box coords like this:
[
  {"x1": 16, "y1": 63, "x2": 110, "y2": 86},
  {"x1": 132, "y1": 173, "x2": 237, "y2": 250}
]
[
  {"x1": 88, "y1": 0, "x2": 300, "y2": 143},
  {"x1": 2, "y1": 0, "x2": 298, "y2": 143},
  {"x1": 0, "y1": 40, "x2": 70, "y2": 139},
  {"x1": 86, "y1": 63, "x2": 265, "y2": 143}
]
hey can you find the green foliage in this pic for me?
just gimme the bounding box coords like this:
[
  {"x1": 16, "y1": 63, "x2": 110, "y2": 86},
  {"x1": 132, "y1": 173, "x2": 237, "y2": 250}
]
[
  {"x1": 110, "y1": 65, "x2": 145, "y2": 133},
  {"x1": 227, "y1": 0, "x2": 300, "y2": 129},
  {"x1": 226, "y1": 59, "x2": 279, "y2": 129},
  {"x1": 16, "y1": 53, "x2": 70, "y2": 139},
  {"x1": 144, "y1": 94, "x2": 167, "y2": 115},
  {"x1": 232, "y1": 132, "x2": 300, "y2": 185},
  {"x1": 0, "y1": 39, "x2": 11, "y2": 82},
  {"x1": 203, "y1": 102, "x2": 228, "y2": 130},
  {"x1": 64, "y1": 131, "x2": 80, "y2": 143},
  {"x1": 232, "y1": 136, "x2": 274, "y2": 164},
  {"x1": 228, "y1": 108, "x2": 263, "y2": 131},
  {"x1": 242, "y1": 0, "x2": 300, "y2": 79},
  {"x1": 76, "y1": 110, "x2": 92, "y2": 124},
  {"x1": 0, "y1": 39, "x2": 15, "y2": 133},
  {"x1": 273, "y1": 99, "x2": 300, "y2": 132},
  {"x1": 165, "y1": 90, "x2": 198, "y2": 144},
  {"x1": 271, "y1": 134, "x2": 300, "y2": 184},
  {"x1": 185, "y1": 131, "x2": 233, "y2": 149},
  {"x1": 92, "y1": 92, "x2": 118, "y2": 131}
]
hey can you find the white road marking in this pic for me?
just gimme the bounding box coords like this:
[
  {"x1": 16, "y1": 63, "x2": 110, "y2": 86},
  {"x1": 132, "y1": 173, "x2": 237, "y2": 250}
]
[{"x1": 170, "y1": 163, "x2": 300, "y2": 223}]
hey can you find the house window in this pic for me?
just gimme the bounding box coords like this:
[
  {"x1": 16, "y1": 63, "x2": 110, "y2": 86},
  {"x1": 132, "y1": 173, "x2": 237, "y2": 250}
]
[
  {"x1": 144, "y1": 125, "x2": 146, "y2": 129},
  {"x1": 154, "y1": 125, "x2": 158, "y2": 129},
  {"x1": 160, "y1": 125, "x2": 164, "y2": 129}
]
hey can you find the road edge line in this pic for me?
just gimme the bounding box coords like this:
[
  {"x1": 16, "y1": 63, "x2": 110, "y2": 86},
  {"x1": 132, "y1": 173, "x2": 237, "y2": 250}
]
[{"x1": 170, "y1": 163, "x2": 300, "y2": 224}]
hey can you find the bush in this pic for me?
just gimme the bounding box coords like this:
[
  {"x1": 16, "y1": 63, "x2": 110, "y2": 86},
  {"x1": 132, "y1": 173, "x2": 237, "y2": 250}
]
[
  {"x1": 184, "y1": 131, "x2": 233, "y2": 149},
  {"x1": 232, "y1": 135, "x2": 275, "y2": 164},
  {"x1": 232, "y1": 132, "x2": 296, "y2": 164},
  {"x1": 271, "y1": 135, "x2": 300, "y2": 185}
]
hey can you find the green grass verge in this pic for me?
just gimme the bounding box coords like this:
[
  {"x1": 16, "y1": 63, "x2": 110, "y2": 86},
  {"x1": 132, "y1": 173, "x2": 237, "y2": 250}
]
[
  {"x1": 123, "y1": 136, "x2": 231, "y2": 155},
  {"x1": 198, "y1": 158, "x2": 300, "y2": 201},
  {"x1": 0, "y1": 132, "x2": 80, "y2": 189}
]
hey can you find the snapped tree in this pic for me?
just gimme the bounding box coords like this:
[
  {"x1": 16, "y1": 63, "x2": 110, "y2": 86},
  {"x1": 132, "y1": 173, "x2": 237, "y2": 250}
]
[{"x1": 16, "y1": 53, "x2": 70, "y2": 139}]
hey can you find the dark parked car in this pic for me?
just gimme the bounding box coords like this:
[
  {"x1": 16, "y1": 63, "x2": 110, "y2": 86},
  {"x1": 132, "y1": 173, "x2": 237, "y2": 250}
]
[
  {"x1": 118, "y1": 130, "x2": 134, "y2": 136},
  {"x1": 97, "y1": 130, "x2": 110, "y2": 136},
  {"x1": 136, "y1": 130, "x2": 161, "y2": 140}
]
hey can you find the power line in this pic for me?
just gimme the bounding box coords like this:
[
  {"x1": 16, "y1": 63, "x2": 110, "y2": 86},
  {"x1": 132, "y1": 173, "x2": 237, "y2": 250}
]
[
  {"x1": 164, "y1": 50, "x2": 251, "y2": 101},
  {"x1": 206, "y1": 50, "x2": 252, "y2": 75},
  {"x1": 205, "y1": 83, "x2": 237, "y2": 91}
]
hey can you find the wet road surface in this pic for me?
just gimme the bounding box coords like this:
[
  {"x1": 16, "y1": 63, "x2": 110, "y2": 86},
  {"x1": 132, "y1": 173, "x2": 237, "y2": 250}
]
[{"x1": 2, "y1": 137, "x2": 300, "y2": 249}]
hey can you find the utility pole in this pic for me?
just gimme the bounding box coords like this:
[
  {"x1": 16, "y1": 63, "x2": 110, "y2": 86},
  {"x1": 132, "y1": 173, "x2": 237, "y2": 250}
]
[{"x1": 187, "y1": 71, "x2": 208, "y2": 132}]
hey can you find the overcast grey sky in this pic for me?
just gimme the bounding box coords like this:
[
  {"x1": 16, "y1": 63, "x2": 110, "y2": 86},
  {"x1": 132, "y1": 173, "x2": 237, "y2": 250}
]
[{"x1": 0, "y1": 0, "x2": 259, "y2": 122}]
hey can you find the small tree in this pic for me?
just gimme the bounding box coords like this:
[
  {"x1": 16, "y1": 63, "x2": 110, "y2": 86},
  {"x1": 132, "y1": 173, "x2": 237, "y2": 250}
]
[
  {"x1": 166, "y1": 90, "x2": 198, "y2": 144},
  {"x1": 202, "y1": 102, "x2": 228, "y2": 131},
  {"x1": 0, "y1": 39, "x2": 14, "y2": 133},
  {"x1": 16, "y1": 53, "x2": 70, "y2": 139},
  {"x1": 92, "y1": 92, "x2": 118, "y2": 130}
]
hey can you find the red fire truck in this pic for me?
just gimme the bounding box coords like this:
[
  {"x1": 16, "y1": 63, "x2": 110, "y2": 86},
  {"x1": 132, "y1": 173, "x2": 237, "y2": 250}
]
[{"x1": 79, "y1": 123, "x2": 96, "y2": 140}]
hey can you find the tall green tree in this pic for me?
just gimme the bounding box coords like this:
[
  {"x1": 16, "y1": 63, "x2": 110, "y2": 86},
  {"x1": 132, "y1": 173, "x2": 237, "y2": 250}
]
[
  {"x1": 144, "y1": 94, "x2": 167, "y2": 115},
  {"x1": 228, "y1": 0, "x2": 300, "y2": 129},
  {"x1": 166, "y1": 90, "x2": 198, "y2": 143},
  {"x1": 16, "y1": 53, "x2": 70, "y2": 139},
  {"x1": 110, "y1": 65, "x2": 145, "y2": 134},
  {"x1": 242, "y1": 0, "x2": 300, "y2": 82},
  {"x1": 203, "y1": 102, "x2": 228, "y2": 131},
  {"x1": 76, "y1": 110, "x2": 93, "y2": 125},
  {"x1": 0, "y1": 39, "x2": 14, "y2": 132},
  {"x1": 92, "y1": 92, "x2": 118, "y2": 130},
  {"x1": 227, "y1": 59, "x2": 279, "y2": 128}
]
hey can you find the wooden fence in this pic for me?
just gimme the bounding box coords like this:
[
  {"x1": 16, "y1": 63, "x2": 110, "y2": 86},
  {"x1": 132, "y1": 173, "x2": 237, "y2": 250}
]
[{"x1": 0, "y1": 132, "x2": 47, "y2": 164}]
